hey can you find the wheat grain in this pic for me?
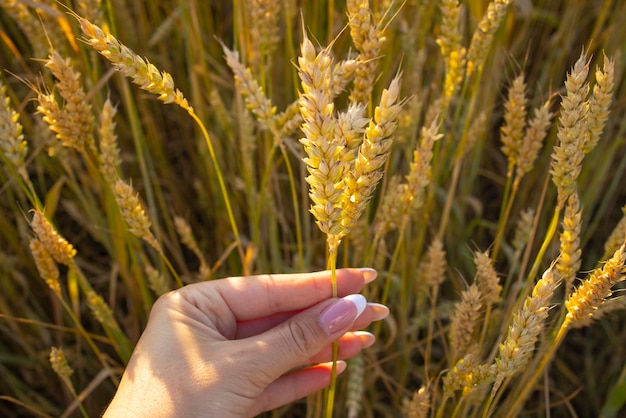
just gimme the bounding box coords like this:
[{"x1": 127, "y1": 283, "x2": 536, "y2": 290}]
[
  {"x1": 332, "y1": 58, "x2": 358, "y2": 98},
  {"x1": 336, "y1": 103, "x2": 369, "y2": 152}
]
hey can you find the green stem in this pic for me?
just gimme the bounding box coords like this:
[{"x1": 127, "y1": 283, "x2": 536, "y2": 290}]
[
  {"x1": 185, "y1": 108, "x2": 245, "y2": 264},
  {"x1": 325, "y1": 246, "x2": 339, "y2": 418},
  {"x1": 492, "y1": 174, "x2": 518, "y2": 261},
  {"x1": 280, "y1": 145, "x2": 305, "y2": 269}
]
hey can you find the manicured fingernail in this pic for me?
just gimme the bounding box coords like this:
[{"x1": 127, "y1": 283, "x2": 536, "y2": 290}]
[
  {"x1": 319, "y1": 294, "x2": 367, "y2": 334},
  {"x1": 354, "y1": 331, "x2": 376, "y2": 348},
  {"x1": 367, "y1": 303, "x2": 390, "y2": 321},
  {"x1": 336, "y1": 360, "x2": 347, "y2": 374},
  {"x1": 359, "y1": 267, "x2": 378, "y2": 283}
]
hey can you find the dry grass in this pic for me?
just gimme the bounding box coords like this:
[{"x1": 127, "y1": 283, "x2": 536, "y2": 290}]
[{"x1": 2, "y1": 0, "x2": 626, "y2": 417}]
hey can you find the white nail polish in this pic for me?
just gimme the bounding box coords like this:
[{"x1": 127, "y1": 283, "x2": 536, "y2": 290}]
[{"x1": 343, "y1": 294, "x2": 367, "y2": 319}]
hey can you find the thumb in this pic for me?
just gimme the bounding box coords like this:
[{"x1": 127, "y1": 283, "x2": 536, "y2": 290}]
[{"x1": 246, "y1": 294, "x2": 367, "y2": 379}]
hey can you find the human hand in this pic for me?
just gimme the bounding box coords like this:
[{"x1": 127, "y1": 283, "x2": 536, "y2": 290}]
[{"x1": 103, "y1": 268, "x2": 389, "y2": 417}]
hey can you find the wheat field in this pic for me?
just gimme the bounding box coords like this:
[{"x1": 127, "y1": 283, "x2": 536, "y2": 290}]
[{"x1": 1, "y1": 0, "x2": 626, "y2": 417}]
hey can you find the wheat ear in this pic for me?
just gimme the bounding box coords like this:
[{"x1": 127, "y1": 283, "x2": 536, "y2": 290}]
[{"x1": 0, "y1": 81, "x2": 28, "y2": 181}]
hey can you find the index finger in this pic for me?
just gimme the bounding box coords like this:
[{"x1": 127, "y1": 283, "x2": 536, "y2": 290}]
[{"x1": 184, "y1": 268, "x2": 377, "y2": 321}]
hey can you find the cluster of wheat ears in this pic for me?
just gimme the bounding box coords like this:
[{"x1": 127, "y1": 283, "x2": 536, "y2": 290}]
[{"x1": 1, "y1": 0, "x2": 626, "y2": 417}]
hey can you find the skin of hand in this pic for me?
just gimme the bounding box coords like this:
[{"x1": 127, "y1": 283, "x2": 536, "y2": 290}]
[{"x1": 103, "y1": 268, "x2": 389, "y2": 417}]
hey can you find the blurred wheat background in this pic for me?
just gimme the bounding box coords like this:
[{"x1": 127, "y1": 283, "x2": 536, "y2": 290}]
[{"x1": 2, "y1": 0, "x2": 626, "y2": 417}]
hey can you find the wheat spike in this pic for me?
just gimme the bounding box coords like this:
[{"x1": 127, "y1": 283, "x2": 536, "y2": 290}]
[
  {"x1": 297, "y1": 34, "x2": 347, "y2": 249},
  {"x1": 336, "y1": 103, "x2": 369, "y2": 152},
  {"x1": 565, "y1": 243, "x2": 626, "y2": 327},
  {"x1": 45, "y1": 51, "x2": 96, "y2": 155},
  {"x1": 443, "y1": 350, "x2": 495, "y2": 398},
  {"x1": 400, "y1": 119, "x2": 442, "y2": 221},
  {"x1": 332, "y1": 58, "x2": 358, "y2": 98},
  {"x1": 466, "y1": 0, "x2": 511, "y2": 76},
  {"x1": 0, "y1": 0, "x2": 48, "y2": 57},
  {"x1": 346, "y1": 354, "x2": 365, "y2": 418},
  {"x1": 245, "y1": 0, "x2": 281, "y2": 70},
  {"x1": 406, "y1": 386, "x2": 430, "y2": 418},
  {"x1": 512, "y1": 208, "x2": 535, "y2": 254},
  {"x1": 500, "y1": 74, "x2": 527, "y2": 178},
  {"x1": 494, "y1": 267, "x2": 560, "y2": 390},
  {"x1": 86, "y1": 291, "x2": 123, "y2": 334},
  {"x1": 30, "y1": 210, "x2": 76, "y2": 267},
  {"x1": 584, "y1": 54, "x2": 615, "y2": 153},
  {"x1": 0, "y1": 81, "x2": 28, "y2": 180},
  {"x1": 515, "y1": 99, "x2": 553, "y2": 178},
  {"x1": 474, "y1": 250, "x2": 502, "y2": 304},
  {"x1": 49, "y1": 347, "x2": 73, "y2": 381},
  {"x1": 347, "y1": 0, "x2": 387, "y2": 104},
  {"x1": 449, "y1": 284, "x2": 482, "y2": 358},
  {"x1": 340, "y1": 74, "x2": 404, "y2": 236},
  {"x1": 604, "y1": 205, "x2": 626, "y2": 257},
  {"x1": 145, "y1": 263, "x2": 171, "y2": 296},
  {"x1": 98, "y1": 99, "x2": 121, "y2": 185},
  {"x1": 113, "y1": 179, "x2": 162, "y2": 253},
  {"x1": 550, "y1": 51, "x2": 590, "y2": 209},
  {"x1": 79, "y1": 17, "x2": 189, "y2": 108},
  {"x1": 557, "y1": 191, "x2": 582, "y2": 290},
  {"x1": 418, "y1": 237, "x2": 447, "y2": 289},
  {"x1": 29, "y1": 239, "x2": 61, "y2": 296},
  {"x1": 222, "y1": 44, "x2": 276, "y2": 126}
]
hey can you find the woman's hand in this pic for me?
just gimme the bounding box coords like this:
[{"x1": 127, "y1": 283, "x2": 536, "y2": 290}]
[{"x1": 104, "y1": 268, "x2": 388, "y2": 417}]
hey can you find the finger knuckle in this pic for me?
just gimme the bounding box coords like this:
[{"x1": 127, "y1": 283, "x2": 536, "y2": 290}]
[{"x1": 285, "y1": 320, "x2": 318, "y2": 357}]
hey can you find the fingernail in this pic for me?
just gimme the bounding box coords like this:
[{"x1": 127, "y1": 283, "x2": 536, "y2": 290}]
[
  {"x1": 367, "y1": 303, "x2": 390, "y2": 321},
  {"x1": 354, "y1": 331, "x2": 376, "y2": 348},
  {"x1": 319, "y1": 294, "x2": 367, "y2": 334},
  {"x1": 359, "y1": 267, "x2": 378, "y2": 283},
  {"x1": 336, "y1": 360, "x2": 347, "y2": 374}
]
